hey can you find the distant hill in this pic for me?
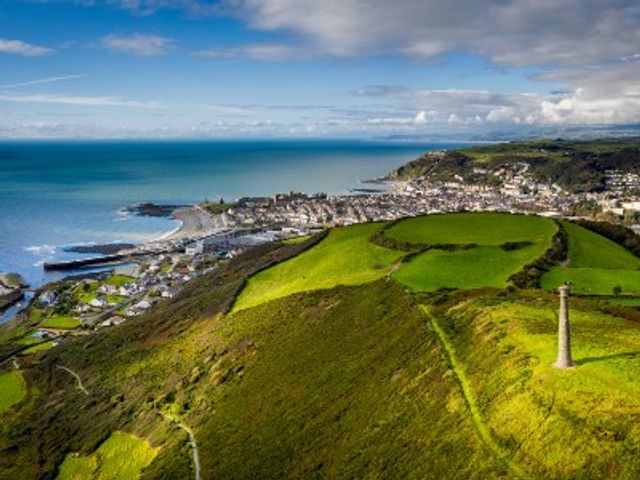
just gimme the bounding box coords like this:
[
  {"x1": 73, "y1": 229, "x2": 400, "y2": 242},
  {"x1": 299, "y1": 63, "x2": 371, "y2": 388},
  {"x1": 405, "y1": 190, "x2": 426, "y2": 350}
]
[
  {"x1": 4, "y1": 213, "x2": 640, "y2": 478},
  {"x1": 389, "y1": 137, "x2": 640, "y2": 192}
]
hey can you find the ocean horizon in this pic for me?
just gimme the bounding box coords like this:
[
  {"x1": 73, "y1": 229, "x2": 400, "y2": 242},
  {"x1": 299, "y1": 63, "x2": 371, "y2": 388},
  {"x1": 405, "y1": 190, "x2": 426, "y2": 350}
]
[{"x1": 0, "y1": 140, "x2": 466, "y2": 297}]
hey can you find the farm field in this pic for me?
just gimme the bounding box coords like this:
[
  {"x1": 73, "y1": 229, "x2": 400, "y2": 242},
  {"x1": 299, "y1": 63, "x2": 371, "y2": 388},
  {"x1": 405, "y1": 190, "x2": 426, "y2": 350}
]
[
  {"x1": 41, "y1": 315, "x2": 81, "y2": 329},
  {"x1": 388, "y1": 213, "x2": 556, "y2": 291},
  {"x1": 56, "y1": 431, "x2": 158, "y2": 480},
  {"x1": 384, "y1": 212, "x2": 557, "y2": 246},
  {"x1": 562, "y1": 222, "x2": 640, "y2": 269},
  {"x1": 0, "y1": 371, "x2": 25, "y2": 415},
  {"x1": 393, "y1": 244, "x2": 546, "y2": 291},
  {"x1": 233, "y1": 223, "x2": 404, "y2": 311},
  {"x1": 235, "y1": 213, "x2": 558, "y2": 310},
  {"x1": 541, "y1": 222, "x2": 640, "y2": 295}
]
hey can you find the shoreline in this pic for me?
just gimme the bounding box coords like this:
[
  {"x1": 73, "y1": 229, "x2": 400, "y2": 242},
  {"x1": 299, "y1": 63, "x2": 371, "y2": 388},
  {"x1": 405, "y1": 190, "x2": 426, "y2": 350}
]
[{"x1": 156, "y1": 205, "x2": 222, "y2": 242}]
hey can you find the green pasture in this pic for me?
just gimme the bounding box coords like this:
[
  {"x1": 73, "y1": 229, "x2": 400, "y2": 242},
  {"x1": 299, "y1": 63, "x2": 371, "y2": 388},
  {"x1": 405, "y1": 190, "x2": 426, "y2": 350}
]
[
  {"x1": 42, "y1": 315, "x2": 81, "y2": 329},
  {"x1": 384, "y1": 212, "x2": 556, "y2": 246},
  {"x1": 233, "y1": 223, "x2": 404, "y2": 311},
  {"x1": 542, "y1": 222, "x2": 640, "y2": 296},
  {"x1": 0, "y1": 370, "x2": 26, "y2": 415},
  {"x1": 57, "y1": 431, "x2": 158, "y2": 480},
  {"x1": 394, "y1": 244, "x2": 545, "y2": 291}
]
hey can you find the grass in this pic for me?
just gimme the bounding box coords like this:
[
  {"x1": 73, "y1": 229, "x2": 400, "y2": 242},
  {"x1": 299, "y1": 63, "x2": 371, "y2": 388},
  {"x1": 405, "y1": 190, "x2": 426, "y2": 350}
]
[
  {"x1": 105, "y1": 294, "x2": 127, "y2": 304},
  {"x1": 385, "y1": 212, "x2": 556, "y2": 246},
  {"x1": 75, "y1": 282, "x2": 99, "y2": 304},
  {"x1": 57, "y1": 431, "x2": 159, "y2": 480},
  {"x1": 16, "y1": 335, "x2": 42, "y2": 346},
  {"x1": 22, "y1": 341, "x2": 55, "y2": 354},
  {"x1": 541, "y1": 267, "x2": 640, "y2": 295},
  {"x1": 432, "y1": 295, "x2": 640, "y2": 478},
  {"x1": 394, "y1": 244, "x2": 547, "y2": 291},
  {"x1": 541, "y1": 222, "x2": 640, "y2": 295},
  {"x1": 387, "y1": 213, "x2": 556, "y2": 291},
  {"x1": 42, "y1": 315, "x2": 81, "y2": 329},
  {"x1": 104, "y1": 274, "x2": 134, "y2": 287},
  {"x1": 8, "y1": 210, "x2": 640, "y2": 479},
  {"x1": 199, "y1": 281, "x2": 506, "y2": 479},
  {"x1": 0, "y1": 370, "x2": 26, "y2": 415},
  {"x1": 28, "y1": 308, "x2": 44, "y2": 323},
  {"x1": 77, "y1": 292, "x2": 97, "y2": 304},
  {"x1": 233, "y1": 223, "x2": 404, "y2": 311},
  {"x1": 562, "y1": 222, "x2": 640, "y2": 269},
  {"x1": 281, "y1": 235, "x2": 311, "y2": 245},
  {"x1": 423, "y1": 306, "x2": 526, "y2": 478}
]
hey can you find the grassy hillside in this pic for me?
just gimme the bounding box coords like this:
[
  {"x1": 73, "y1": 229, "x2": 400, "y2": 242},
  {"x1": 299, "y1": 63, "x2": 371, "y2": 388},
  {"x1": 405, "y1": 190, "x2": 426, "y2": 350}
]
[
  {"x1": 198, "y1": 281, "x2": 507, "y2": 479},
  {"x1": 233, "y1": 223, "x2": 404, "y2": 311},
  {"x1": 0, "y1": 371, "x2": 25, "y2": 415},
  {"x1": 387, "y1": 213, "x2": 557, "y2": 291},
  {"x1": 393, "y1": 244, "x2": 547, "y2": 291},
  {"x1": 541, "y1": 221, "x2": 640, "y2": 295},
  {"x1": 562, "y1": 222, "x2": 640, "y2": 269},
  {"x1": 429, "y1": 292, "x2": 640, "y2": 478},
  {"x1": 5, "y1": 212, "x2": 640, "y2": 479},
  {"x1": 389, "y1": 137, "x2": 640, "y2": 192},
  {"x1": 385, "y1": 212, "x2": 556, "y2": 246},
  {"x1": 57, "y1": 431, "x2": 158, "y2": 480}
]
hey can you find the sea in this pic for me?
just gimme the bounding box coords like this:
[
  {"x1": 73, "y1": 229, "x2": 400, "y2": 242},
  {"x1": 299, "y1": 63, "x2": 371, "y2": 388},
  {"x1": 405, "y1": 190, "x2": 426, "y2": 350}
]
[{"x1": 0, "y1": 140, "x2": 466, "y2": 321}]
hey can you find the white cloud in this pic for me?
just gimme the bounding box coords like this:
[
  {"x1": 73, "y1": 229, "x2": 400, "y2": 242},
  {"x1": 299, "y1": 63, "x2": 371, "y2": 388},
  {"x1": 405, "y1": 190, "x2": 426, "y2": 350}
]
[
  {"x1": 0, "y1": 38, "x2": 53, "y2": 56},
  {"x1": 0, "y1": 93, "x2": 161, "y2": 108},
  {"x1": 228, "y1": 0, "x2": 640, "y2": 66},
  {"x1": 101, "y1": 33, "x2": 174, "y2": 56},
  {"x1": 0, "y1": 75, "x2": 82, "y2": 89},
  {"x1": 352, "y1": 78, "x2": 640, "y2": 127},
  {"x1": 193, "y1": 43, "x2": 305, "y2": 61}
]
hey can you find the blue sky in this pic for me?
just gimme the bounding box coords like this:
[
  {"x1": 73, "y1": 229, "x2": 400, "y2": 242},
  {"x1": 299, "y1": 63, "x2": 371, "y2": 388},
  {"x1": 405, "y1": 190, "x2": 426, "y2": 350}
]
[{"x1": 1, "y1": 0, "x2": 639, "y2": 139}]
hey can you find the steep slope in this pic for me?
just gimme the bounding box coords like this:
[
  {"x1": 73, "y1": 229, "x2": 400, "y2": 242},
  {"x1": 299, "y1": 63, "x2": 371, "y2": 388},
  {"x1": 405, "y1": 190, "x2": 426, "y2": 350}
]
[
  {"x1": 194, "y1": 281, "x2": 507, "y2": 479},
  {"x1": 429, "y1": 291, "x2": 640, "y2": 478},
  {"x1": 4, "y1": 213, "x2": 640, "y2": 479}
]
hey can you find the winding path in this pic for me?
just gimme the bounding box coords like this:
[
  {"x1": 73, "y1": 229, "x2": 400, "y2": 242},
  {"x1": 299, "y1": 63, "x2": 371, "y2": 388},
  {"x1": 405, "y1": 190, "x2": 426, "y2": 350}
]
[
  {"x1": 423, "y1": 308, "x2": 528, "y2": 479},
  {"x1": 56, "y1": 365, "x2": 89, "y2": 396},
  {"x1": 162, "y1": 413, "x2": 201, "y2": 480}
]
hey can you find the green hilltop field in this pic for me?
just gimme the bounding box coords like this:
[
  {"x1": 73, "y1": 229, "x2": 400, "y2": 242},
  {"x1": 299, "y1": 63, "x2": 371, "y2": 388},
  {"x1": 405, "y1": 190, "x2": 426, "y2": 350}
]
[{"x1": 3, "y1": 212, "x2": 640, "y2": 479}]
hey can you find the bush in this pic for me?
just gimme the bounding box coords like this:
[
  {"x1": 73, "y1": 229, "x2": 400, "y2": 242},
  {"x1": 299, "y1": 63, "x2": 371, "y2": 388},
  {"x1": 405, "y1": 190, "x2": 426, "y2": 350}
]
[{"x1": 509, "y1": 221, "x2": 568, "y2": 288}]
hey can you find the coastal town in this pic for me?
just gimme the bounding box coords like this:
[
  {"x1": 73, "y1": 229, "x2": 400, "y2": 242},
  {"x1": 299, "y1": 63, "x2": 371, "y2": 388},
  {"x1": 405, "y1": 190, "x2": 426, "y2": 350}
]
[{"x1": 4, "y1": 149, "x2": 640, "y2": 355}]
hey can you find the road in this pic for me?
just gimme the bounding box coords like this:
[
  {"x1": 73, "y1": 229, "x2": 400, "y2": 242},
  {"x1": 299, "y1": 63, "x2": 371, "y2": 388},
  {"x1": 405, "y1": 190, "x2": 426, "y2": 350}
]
[
  {"x1": 57, "y1": 365, "x2": 89, "y2": 395},
  {"x1": 161, "y1": 413, "x2": 201, "y2": 480}
]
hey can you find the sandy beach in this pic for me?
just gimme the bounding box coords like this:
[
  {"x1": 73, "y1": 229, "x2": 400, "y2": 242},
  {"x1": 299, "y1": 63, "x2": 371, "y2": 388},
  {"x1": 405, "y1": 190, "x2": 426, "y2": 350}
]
[{"x1": 163, "y1": 206, "x2": 223, "y2": 241}]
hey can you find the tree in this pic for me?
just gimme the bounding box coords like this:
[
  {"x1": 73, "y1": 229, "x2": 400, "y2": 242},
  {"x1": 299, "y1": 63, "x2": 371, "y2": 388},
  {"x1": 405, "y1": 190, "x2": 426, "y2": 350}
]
[{"x1": 613, "y1": 285, "x2": 622, "y2": 296}]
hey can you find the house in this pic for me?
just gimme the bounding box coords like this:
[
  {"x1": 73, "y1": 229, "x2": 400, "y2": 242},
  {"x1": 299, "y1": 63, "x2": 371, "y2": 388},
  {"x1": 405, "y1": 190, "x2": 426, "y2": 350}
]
[
  {"x1": 160, "y1": 285, "x2": 180, "y2": 299},
  {"x1": 76, "y1": 303, "x2": 91, "y2": 314},
  {"x1": 89, "y1": 298, "x2": 107, "y2": 308},
  {"x1": 185, "y1": 241, "x2": 205, "y2": 256},
  {"x1": 37, "y1": 290, "x2": 57, "y2": 307},
  {"x1": 97, "y1": 315, "x2": 126, "y2": 329},
  {"x1": 97, "y1": 284, "x2": 118, "y2": 295},
  {"x1": 126, "y1": 300, "x2": 151, "y2": 316}
]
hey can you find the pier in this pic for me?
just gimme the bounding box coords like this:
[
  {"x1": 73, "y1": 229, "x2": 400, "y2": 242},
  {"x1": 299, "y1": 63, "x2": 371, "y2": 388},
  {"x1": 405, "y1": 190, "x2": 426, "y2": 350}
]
[{"x1": 43, "y1": 253, "x2": 132, "y2": 271}]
